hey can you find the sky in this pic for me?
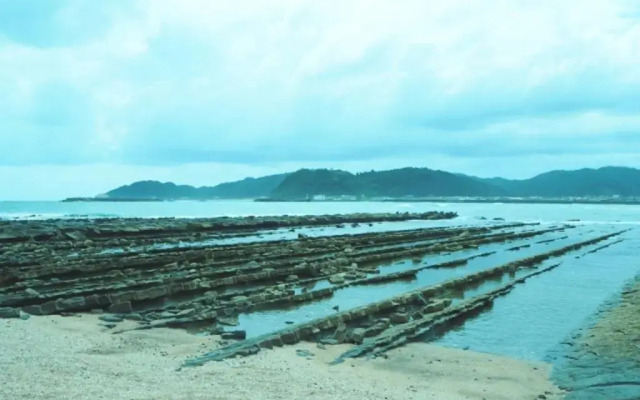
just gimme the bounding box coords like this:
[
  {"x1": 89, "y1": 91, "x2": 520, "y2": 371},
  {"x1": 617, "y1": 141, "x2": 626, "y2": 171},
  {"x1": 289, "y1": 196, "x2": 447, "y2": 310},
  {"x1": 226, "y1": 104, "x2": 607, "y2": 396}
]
[{"x1": 1, "y1": 0, "x2": 640, "y2": 200}]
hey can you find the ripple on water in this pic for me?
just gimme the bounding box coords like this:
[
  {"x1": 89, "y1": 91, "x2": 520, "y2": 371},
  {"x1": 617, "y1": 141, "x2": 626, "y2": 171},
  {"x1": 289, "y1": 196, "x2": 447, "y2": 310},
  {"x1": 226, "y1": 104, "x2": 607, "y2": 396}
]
[{"x1": 436, "y1": 227, "x2": 640, "y2": 363}]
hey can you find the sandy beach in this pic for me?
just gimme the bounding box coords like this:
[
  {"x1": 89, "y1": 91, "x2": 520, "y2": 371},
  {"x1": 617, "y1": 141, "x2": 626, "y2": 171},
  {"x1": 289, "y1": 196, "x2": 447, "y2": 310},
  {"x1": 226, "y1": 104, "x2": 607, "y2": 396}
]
[{"x1": 0, "y1": 314, "x2": 562, "y2": 400}]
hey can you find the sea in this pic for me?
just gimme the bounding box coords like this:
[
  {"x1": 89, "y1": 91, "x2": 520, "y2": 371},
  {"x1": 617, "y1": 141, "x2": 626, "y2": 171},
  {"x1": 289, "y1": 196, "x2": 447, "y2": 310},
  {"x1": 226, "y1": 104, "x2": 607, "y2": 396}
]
[{"x1": 1, "y1": 200, "x2": 639, "y2": 225}]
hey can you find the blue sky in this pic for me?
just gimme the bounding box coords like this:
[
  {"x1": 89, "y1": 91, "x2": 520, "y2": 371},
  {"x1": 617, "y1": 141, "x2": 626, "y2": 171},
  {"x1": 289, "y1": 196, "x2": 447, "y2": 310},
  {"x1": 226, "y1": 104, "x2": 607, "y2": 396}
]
[{"x1": 1, "y1": 0, "x2": 640, "y2": 199}]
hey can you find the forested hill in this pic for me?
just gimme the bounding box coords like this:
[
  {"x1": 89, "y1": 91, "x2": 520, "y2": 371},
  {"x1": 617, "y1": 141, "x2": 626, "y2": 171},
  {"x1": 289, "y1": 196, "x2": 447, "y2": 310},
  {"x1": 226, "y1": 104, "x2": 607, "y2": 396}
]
[
  {"x1": 480, "y1": 167, "x2": 640, "y2": 197},
  {"x1": 95, "y1": 166, "x2": 640, "y2": 200},
  {"x1": 103, "y1": 173, "x2": 289, "y2": 200},
  {"x1": 271, "y1": 168, "x2": 506, "y2": 199}
]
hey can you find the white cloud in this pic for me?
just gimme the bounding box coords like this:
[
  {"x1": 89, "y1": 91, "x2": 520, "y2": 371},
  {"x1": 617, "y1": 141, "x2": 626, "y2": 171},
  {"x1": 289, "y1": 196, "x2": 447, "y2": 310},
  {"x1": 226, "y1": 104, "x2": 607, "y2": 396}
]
[{"x1": 1, "y1": 0, "x2": 640, "y2": 197}]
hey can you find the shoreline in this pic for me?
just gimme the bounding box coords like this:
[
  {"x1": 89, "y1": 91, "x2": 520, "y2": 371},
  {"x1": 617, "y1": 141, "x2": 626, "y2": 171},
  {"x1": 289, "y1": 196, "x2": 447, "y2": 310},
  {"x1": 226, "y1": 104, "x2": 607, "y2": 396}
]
[
  {"x1": 552, "y1": 274, "x2": 640, "y2": 399},
  {"x1": 57, "y1": 197, "x2": 640, "y2": 205},
  {"x1": 1, "y1": 212, "x2": 636, "y2": 399},
  {"x1": 0, "y1": 313, "x2": 563, "y2": 400}
]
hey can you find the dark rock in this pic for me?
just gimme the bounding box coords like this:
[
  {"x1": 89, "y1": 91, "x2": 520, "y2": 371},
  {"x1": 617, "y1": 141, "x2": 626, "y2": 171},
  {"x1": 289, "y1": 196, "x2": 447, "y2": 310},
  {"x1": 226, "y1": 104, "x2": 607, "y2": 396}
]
[
  {"x1": 124, "y1": 313, "x2": 143, "y2": 321},
  {"x1": 60, "y1": 312, "x2": 80, "y2": 317},
  {"x1": 280, "y1": 331, "x2": 298, "y2": 345},
  {"x1": 99, "y1": 314, "x2": 123, "y2": 323},
  {"x1": 334, "y1": 323, "x2": 347, "y2": 343},
  {"x1": 39, "y1": 300, "x2": 58, "y2": 315},
  {"x1": 349, "y1": 328, "x2": 366, "y2": 344},
  {"x1": 218, "y1": 316, "x2": 239, "y2": 326},
  {"x1": 175, "y1": 308, "x2": 195, "y2": 318},
  {"x1": 209, "y1": 325, "x2": 225, "y2": 335},
  {"x1": 108, "y1": 301, "x2": 132, "y2": 314},
  {"x1": 56, "y1": 296, "x2": 86, "y2": 311},
  {"x1": 390, "y1": 313, "x2": 410, "y2": 324},
  {"x1": 422, "y1": 299, "x2": 452, "y2": 314},
  {"x1": 22, "y1": 305, "x2": 42, "y2": 316},
  {"x1": 84, "y1": 295, "x2": 101, "y2": 308},
  {"x1": 0, "y1": 307, "x2": 20, "y2": 319},
  {"x1": 237, "y1": 345, "x2": 260, "y2": 357},
  {"x1": 344, "y1": 272, "x2": 358, "y2": 280},
  {"x1": 365, "y1": 322, "x2": 389, "y2": 337},
  {"x1": 135, "y1": 287, "x2": 167, "y2": 301},
  {"x1": 295, "y1": 349, "x2": 315, "y2": 358},
  {"x1": 65, "y1": 230, "x2": 86, "y2": 241},
  {"x1": 220, "y1": 330, "x2": 246, "y2": 340}
]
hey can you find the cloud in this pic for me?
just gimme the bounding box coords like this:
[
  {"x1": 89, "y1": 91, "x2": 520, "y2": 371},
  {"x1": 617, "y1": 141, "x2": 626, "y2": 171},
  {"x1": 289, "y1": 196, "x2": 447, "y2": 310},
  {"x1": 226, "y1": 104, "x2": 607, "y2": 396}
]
[{"x1": 0, "y1": 0, "x2": 639, "y2": 175}]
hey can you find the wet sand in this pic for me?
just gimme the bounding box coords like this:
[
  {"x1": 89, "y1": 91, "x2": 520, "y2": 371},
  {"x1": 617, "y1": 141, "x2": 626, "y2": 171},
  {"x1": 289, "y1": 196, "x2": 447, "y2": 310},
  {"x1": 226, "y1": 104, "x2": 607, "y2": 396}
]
[
  {"x1": 0, "y1": 314, "x2": 562, "y2": 400},
  {"x1": 553, "y1": 275, "x2": 640, "y2": 399},
  {"x1": 582, "y1": 275, "x2": 640, "y2": 362}
]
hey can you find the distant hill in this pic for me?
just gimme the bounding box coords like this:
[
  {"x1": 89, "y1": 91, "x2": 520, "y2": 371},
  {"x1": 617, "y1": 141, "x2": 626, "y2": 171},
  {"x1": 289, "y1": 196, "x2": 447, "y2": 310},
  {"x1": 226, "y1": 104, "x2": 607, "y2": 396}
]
[
  {"x1": 106, "y1": 181, "x2": 199, "y2": 200},
  {"x1": 271, "y1": 168, "x2": 505, "y2": 199},
  {"x1": 271, "y1": 169, "x2": 364, "y2": 199},
  {"x1": 103, "y1": 173, "x2": 288, "y2": 200},
  {"x1": 474, "y1": 167, "x2": 640, "y2": 197},
  {"x1": 92, "y1": 166, "x2": 640, "y2": 201},
  {"x1": 198, "y1": 174, "x2": 289, "y2": 199},
  {"x1": 357, "y1": 168, "x2": 505, "y2": 197}
]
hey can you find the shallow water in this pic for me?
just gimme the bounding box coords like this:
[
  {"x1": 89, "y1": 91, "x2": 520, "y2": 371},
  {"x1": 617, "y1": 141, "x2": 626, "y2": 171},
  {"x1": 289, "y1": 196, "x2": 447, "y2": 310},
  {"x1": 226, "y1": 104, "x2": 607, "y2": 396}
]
[
  {"x1": 436, "y1": 227, "x2": 640, "y2": 363},
  {"x1": 234, "y1": 225, "x2": 621, "y2": 338}
]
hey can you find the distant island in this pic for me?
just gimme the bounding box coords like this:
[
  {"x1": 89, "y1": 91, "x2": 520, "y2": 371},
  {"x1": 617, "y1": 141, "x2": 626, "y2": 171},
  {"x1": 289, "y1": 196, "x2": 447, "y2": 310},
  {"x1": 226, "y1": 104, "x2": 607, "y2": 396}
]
[
  {"x1": 62, "y1": 197, "x2": 163, "y2": 203},
  {"x1": 63, "y1": 166, "x2": 640, "y2": 204}
]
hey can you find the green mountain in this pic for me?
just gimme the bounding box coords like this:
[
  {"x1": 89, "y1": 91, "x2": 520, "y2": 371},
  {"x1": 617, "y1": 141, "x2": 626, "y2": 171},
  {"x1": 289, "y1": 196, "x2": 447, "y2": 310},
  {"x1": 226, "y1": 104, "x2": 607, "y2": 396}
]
[
  {"x1": 271, "y1": 168, "x2": 505, "y2": 199},
  {"x1": 357, "y1": 168, "x2": 505, "y2": 197},
  {"x1": 106, "y1": 181, "x2": 199, "y2": 199},
  {"x1": 271, "y1": 169, "x2": 364, "y2": 199},
  {"x1": 198, "y1": 174, "x2": 289, "y2": 199},
  {"x1": 98, "y1": 166, "x2": 640, "y2": 201},
  {"x1": 475, "y1": 167, "x2": 640, "y2": 197},
  {"x1": 104, "y1": 173, "x2": 288, "y2": 200}
]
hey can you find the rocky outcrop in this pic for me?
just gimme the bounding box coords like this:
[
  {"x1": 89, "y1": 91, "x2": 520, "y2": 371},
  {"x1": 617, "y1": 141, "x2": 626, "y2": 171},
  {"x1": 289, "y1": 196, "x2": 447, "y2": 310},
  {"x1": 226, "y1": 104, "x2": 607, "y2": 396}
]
[
  {"x1": 0, "y1": 212, "x2": 456, "y2": 244},
  {"x1": 1, "y1": 214, "x2": 625, "y2": 371},
  {"x1": 183, "y1": 230, "x2": 623, "y2": 366}
]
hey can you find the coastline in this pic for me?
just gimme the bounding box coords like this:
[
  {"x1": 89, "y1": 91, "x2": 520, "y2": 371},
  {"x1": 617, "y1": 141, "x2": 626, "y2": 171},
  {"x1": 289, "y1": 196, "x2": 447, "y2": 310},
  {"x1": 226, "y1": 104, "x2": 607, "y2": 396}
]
[
  {"x1": 552, "y1": 274, "x2": 640, "y2": 399},
  {"x1": 0, "y1": 314, "x2": 562, "y2": 400},
  {"x1": 58, "y1": 197, "x2": 640, "y2": 205},
  {"x1": 1, "y1": 211, "x2": 637, "y2": 399}
]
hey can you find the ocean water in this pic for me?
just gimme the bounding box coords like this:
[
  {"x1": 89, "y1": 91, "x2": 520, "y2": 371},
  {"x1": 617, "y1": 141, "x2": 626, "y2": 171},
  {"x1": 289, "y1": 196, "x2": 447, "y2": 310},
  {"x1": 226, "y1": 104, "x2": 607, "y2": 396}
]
[
  {"x1": 1, "y1": 200, "x2": 640, "y2": 225},
  {"x1": 436, "y1": 226, "x2": 640, "y2": 362}
]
